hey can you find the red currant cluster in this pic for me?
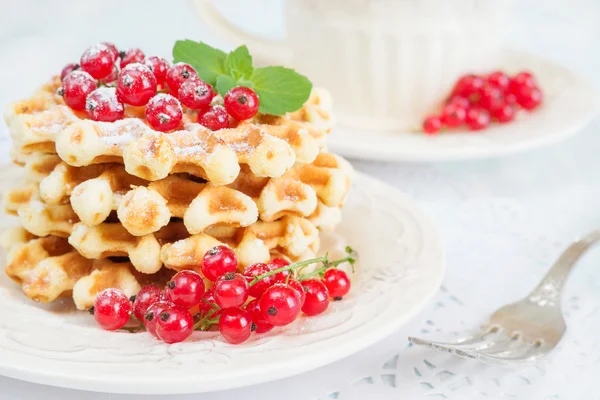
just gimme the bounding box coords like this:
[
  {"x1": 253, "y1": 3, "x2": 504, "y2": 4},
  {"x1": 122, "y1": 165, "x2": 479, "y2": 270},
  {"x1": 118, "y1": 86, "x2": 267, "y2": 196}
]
[
  {"x1": 92, "y1": 245, "x2": 355, "y2": 344},
  {"x1": 59, "y1": 43, "x2": 260, "y2": 132},
  {"x1": 423, "y1": 71, "x2": 543, "y2": 134}
]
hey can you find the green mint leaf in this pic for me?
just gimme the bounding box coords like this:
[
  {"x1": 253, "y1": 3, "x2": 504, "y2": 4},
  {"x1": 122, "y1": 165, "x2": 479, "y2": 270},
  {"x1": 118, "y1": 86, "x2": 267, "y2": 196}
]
[
  {"x1": 215, "y1": 75, "x2": 237, "y2": 96},
  {"x1": 172, "y1": 40, "x2": 226, "y2": 86},
  {"x1": 224, "y1": 45, "x2": 253, "y2": 80},
  {"x1": 250, "y1": 67, "x2": 312, "y2": 115}
]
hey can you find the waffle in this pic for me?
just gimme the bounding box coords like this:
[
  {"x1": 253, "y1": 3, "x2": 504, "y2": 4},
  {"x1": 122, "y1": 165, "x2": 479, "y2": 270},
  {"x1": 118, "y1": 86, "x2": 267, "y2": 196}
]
[
  {"x1": 3, "y1": 228, "x2": 170, "y2": 309},
  {"x1": 68, "y1": 215, "x2": 319, "y2": 273},
  {"x1": 6, "y1": 78, "x2": 333, "y2": 183},
  {"x1": 6, "y1": 151, "x2": 351, "y2": 237}
]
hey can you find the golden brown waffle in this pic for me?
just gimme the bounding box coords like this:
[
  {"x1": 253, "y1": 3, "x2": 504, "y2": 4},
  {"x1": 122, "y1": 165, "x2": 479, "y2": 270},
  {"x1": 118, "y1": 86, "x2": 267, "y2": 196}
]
[
  {"x1": 67, "y1": 215, "x2": 319, "y2": 273},
  {"x1": 2, "y1": 228, "x2": 171, "y2": 309},
  {"x1": 6, "y1": 78, "x2": 333, "y2": 184},
  {"x1": 6, "y1": 152, "x2": 351, "y2": 237}
]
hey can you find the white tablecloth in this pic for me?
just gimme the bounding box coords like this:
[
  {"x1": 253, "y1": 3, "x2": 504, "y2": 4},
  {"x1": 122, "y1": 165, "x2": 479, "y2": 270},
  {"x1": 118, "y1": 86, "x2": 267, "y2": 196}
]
[{"x1": 1, "y1": 1, "x2": 599, "y2": 398}]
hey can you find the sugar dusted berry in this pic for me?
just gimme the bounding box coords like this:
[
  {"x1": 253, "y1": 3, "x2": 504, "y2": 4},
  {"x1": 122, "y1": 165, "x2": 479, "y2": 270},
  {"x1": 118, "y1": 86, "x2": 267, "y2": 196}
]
[
  {"x1": 224, "y1": 87, "x2": 260, "y2": 120},
  {"x1": 101, "y1": 42, "x2": 119, "y2": 61},
  {"x1": 132, "y1": 285, "x2": 163, "y2": 322},
  {"x1": 93, "y1": 288, "x2": 132, "y2": 331},
  {"x1": 165, "y1": 270, "x2": 206, "y2": 309},
  {"x1": 178, "y1": 79, "x2": 214, "y2": 110},
  {"x1": 301, "y1": 279, "x2": 330, "y2": 316},
  {"x1": 155, "y1": 305, "x2": 194, "y2": 344},
  {"x1": 85, "y1": 87, "x2": 124, "y2": 122},
  {"x1": 267, "y1": 258, "x2": 291, "y2": 283},
  {"x1": 219, "y1": 307, "x2": 253, "y2": 344},
  {"x1": 201, "y1": 245, "x2": 238, "y2": 281},
  {"x1": 60, "y1": 70, "x2": 98, "y2": 110},
  {"x1": 198, "y1": 105, "x2": 230, "y2": 130},
  {"x1": 60, "y1": 63, "x2": 80, "y2": 80},
  {"x1": 119, "y1": 48, "x2": 145, "y2": 68},
  {"x1": 145, "y1": 93, "x2": 183, "y2": 132},
  {"x1": 287, "y1": 279, "x2": 306, "y2": 306},
  {"x1": 165, "y1": 62, "x2": 198, "y2": 96},
  {"x1": 116, "y1": 63, "x2": 157, "y2": 106},
  {"x1": 80, "y1": 43, "x2": 116, "y2": 79},
  {"x1": 145, "y1": 56, "x2": 170, "y2": 85}
]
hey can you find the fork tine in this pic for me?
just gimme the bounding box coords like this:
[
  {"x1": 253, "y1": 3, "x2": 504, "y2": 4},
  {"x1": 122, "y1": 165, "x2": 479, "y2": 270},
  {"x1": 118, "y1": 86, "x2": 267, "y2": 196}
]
[
  {"x1": 474, "y1": 343, "x2": 548, "y2": 364},
  {"x1": 409, "y1": 329, "x2": 496, "y2": 352}
]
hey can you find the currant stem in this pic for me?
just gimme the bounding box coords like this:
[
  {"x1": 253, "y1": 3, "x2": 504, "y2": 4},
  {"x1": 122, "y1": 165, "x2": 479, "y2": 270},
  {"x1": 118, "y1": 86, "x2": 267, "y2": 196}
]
[
  {"x1": 248, "y1": 256, "x2": 329, "y2": 287},
  {"x1": 193, "y1": 305, "x2": 220, "y2": 330},
  {"x1": 298, "y1": 256, "x2": 355, "y2": 281}
]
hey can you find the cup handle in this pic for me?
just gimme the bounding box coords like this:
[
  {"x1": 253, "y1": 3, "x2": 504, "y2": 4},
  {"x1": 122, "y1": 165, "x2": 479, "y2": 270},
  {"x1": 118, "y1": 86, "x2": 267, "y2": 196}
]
[{"x1": 192, "y1": 0, "x2": 293, "y2": 65}]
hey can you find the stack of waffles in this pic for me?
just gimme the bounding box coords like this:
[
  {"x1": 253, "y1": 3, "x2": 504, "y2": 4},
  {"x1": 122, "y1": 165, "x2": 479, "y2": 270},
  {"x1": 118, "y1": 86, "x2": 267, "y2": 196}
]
[{"x1": 2, "y1": 77, "x2": 352, "y2": 311}]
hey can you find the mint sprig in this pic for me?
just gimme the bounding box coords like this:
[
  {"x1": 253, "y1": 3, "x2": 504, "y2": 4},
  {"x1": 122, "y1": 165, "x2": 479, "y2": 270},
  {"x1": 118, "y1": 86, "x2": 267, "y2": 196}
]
[{"x1": 172, "y1": 40, "x2": 312, "y2": 116}]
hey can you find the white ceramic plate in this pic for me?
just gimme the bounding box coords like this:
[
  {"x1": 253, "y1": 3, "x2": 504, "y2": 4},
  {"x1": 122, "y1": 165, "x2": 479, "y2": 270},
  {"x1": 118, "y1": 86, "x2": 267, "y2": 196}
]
[
  {"x1": 0, "y1": 171, "x2": 444, "y2": 394},
  {"x1": 328, "y1": 50, "x2": 599, "y2": 162}
]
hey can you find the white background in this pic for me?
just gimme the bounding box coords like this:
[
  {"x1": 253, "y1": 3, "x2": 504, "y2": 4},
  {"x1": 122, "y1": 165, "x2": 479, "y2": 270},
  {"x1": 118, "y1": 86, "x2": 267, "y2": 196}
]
[{"x1": 1, "y1": 0, "x2": 600, "y2": 398}]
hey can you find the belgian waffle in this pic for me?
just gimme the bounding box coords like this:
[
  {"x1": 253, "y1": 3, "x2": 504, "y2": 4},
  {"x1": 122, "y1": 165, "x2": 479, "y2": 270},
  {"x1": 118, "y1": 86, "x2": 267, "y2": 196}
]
[{"x1": 5, "y1": 78, "x2": 333, "y2": 183}]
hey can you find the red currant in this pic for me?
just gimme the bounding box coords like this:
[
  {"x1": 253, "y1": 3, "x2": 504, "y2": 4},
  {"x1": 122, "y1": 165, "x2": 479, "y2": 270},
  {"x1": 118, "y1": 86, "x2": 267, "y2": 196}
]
[
  {"x1": 119, "y1": 48, "x2": 145, "y2": 69},
  {"x1": 116, "y1": 63, "x2": 157, "y2": 106},
  {"x1": 505, "y1": 92, "x2": 518, "y2": 106},
  {"x1": 101, "y1": 42, "x2": 119, "y2": 61},
  {"x1": 515, "y1": 86, "x2": 543, "y2": 110},
  {"x1": 465, "y1": 107, "x2": 491, "y2": 131},
  {"x1": 145, "y1": 93, "x2": 183, "y2": 132},
  {"x1": 132, "y1": 285, "x2": 163, "y2": 322},
  {"x1": 243, "y1": 263, "x2": 275, "y2": 298},
  {"x1": 323, "y1": 269, "x2": 351, "y2": 299},
  {"x1": 197, "y1": 105, "x2": 230, "y2": 130},
  {"x1": 451, "y1": 74, "x2": 484, "y2": 99},
  {"x1": 246, "y1": 299, "x2": 274, "y2": 334},
  {"x1": 219, "y1": 307, "x2": 252, "y2": 344},
  {"x1": 101, "y1": 66, "x2": 119, "y2": 84},
  {"x1": 178, "y1": 79, "x2": 215, "y2": 110},
  {"x1": 85, "y1": 87, "x2": 125, "y2": 122},
  {"x1": 80, "y1": 44, "x2": 116, "y2": 79},
  {"x1": 287, "y1": 279, "x2": 306, "y2": 306},
  {"x1": 165, "y1": 270, "x2": 206, "y2": 309},
  {"x1": 440, "y1": 103, "x2": 467, "y2": 128},
  {"x1": 267, "y1": 258, "x2": 291, "y2": 283},
  {"x1": 60, "y1": 70, "x2": 98, "y2": 110},
  {"x1": 93, "y1": 288, "x2": 132, "y2": 330},
  {"x1": 165, "y1": 62, "x2": 198, "y2": 96},
  {"x1": 213, "y1": 272, "x2": 249, "y2": 309},
  {"x1": 144, "y1": 300, "x2": 174, "y2": 338},
  {"x1": 487, "y1": 71, "x2": 510, "y2": 91},
  {"x1": 259, "y1": 284, "x2": 302, "y2": 327},
  {"x1": 301, "y1": 279, "x2": 330, "y2": 316},
  {"x1": 491, "y1": 104, "x2": 516, "y2": 123},
  {"x1": 422, "y1": 115, "x2": 442, "y2": 135},
  {"x1": 477, "y1": 84, "x2": 504, "y2": 111},
  {"x1": 155, "y1": 305, "x2": 194, "y2": 344},
  {"x1": 448, "y1": 96, "x2": 470, "y2": 109},
  {"x1": 145, "y1": 56, "x2": 170, "y2": 86},
  {"x1": 201, "y1": 245, "x2": 238, "y2": 281},
  {"x1": 60, "y1": 63, "x2": 80, "y2": 80},
  {"x1": 198, "y1": 290, "x2": 221, "y2": 318},
  {"x1": 224, "y1": 87, "x2": 260, "y2": 120},
  {"x1": 509, "y1": 71, "x2": 537, "y2": 94}
]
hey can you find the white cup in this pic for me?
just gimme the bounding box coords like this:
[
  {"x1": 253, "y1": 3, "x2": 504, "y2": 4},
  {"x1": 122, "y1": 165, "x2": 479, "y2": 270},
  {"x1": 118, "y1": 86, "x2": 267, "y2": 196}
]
[{"x1": 193, "y1": 0, "x2": 510, "y2": 131}]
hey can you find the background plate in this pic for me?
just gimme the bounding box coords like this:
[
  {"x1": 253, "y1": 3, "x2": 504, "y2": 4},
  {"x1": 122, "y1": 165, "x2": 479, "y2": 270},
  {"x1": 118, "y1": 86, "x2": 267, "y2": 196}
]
[
  {"x1": 0, "y1": 169, "x2": 444, "y2": 394},
  {"x1": 328, "y1": 50, "x2": 598, "y2": 162}
]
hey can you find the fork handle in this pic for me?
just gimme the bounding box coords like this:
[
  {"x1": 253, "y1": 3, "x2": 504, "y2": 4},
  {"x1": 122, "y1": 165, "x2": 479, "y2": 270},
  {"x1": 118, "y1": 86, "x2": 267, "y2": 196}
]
[{"x1": 529, "y1": 230, "x2": 600, "y2": 302}]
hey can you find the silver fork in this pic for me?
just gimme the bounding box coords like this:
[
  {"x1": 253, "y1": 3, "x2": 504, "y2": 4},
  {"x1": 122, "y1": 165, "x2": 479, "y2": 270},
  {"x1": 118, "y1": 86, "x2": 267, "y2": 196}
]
[{"x1": 409, "y1": 230, "x2": 600, "y2": 364}]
